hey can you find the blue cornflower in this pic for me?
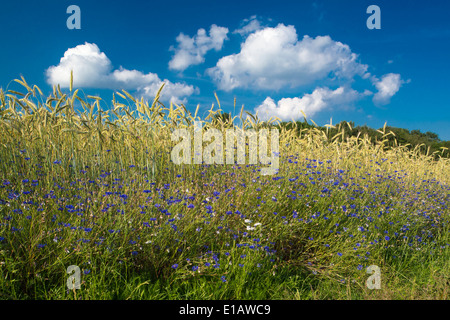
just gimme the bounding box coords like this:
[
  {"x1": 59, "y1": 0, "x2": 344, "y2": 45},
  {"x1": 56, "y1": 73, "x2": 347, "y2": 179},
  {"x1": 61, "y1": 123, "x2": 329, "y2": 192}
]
[
  {"x1": 171, "y1": 264, "x2": 178, "y2": 269},
  {"x1": 221, "y1": 276, "x2": 227, "y2": 283}
]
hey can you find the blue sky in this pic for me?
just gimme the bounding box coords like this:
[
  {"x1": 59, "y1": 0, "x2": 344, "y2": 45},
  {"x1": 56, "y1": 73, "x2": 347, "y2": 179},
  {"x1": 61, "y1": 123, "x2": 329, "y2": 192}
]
[{"x1": 1, "y1": 0, "x2": 450, "y2": 139}]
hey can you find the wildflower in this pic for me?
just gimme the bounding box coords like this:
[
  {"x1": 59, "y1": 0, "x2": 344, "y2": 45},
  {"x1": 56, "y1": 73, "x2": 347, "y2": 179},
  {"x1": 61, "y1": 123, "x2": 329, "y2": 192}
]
[
  {"x1": 172, "y1": 264, "x2": 178, "y2": 269},
  {"x1": 221, "y1": 276, "x2": 227, "y2": 282}
]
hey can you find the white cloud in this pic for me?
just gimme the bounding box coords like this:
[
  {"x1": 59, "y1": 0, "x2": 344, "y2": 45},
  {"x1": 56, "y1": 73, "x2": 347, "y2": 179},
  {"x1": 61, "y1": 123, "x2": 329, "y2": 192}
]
[
  {"x1": 207, "y1": 24, "x2": 369, "y2": 91},
  {"x1": 233, "y1": 15, "x2": 263, "y2": 36},
  {"x1": 46, "y1": 42, "x2": 198, "y2": 103},
  {"x1": 254, "y1": 86, "x2": 367, "y2": 121},
  {"x1": 168, "y1": 24, "x2": 229, "y2": 72},
  {"x1": 372, "y1": 73, "x2": 403, "y2": 105},
  {"x1": 46, "y1": 42, "x2": 112, "y2": 88}
]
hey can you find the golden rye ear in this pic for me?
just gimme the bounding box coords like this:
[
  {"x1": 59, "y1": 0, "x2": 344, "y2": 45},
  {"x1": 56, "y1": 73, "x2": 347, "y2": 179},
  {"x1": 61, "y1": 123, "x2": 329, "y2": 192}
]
[{"x1": 70, "y1": 70, "x2": 73, "y2": 92}]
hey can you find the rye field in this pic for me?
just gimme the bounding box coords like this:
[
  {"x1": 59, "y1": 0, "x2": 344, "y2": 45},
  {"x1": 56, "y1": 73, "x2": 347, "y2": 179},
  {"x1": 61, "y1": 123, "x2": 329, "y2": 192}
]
[{"x1": 0, "y1": 77, "x2": 449, "y2": 300}]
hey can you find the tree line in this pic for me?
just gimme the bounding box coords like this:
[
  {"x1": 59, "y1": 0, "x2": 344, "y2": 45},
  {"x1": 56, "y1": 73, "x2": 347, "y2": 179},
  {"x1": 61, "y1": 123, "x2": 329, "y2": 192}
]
[{"x1": 212, "y1": 113, "x2": 450, "y2": 159}]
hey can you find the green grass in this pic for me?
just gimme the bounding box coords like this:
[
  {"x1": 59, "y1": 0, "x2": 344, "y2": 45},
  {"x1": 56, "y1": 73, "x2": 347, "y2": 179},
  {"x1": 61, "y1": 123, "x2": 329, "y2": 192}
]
[{"x1": 0, "y1": 78, "x2": 448, "y2": 300}]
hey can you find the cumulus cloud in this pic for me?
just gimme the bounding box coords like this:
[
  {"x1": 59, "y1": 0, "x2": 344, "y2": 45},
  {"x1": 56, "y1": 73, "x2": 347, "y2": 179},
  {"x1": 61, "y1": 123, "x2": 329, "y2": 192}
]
[
  {"x1": 46, "y1": 42, "x2": 112, "y2": 88},
  {"x1": 46, "y1": 42, "x2": 198, "y2": 103},
  {"x1": 207, "y1": 24, "x2": 369, "y2": 91},
  {"x1": 372, "y1": 73, "x2": 403, "y2": 105},
  {"x1": 233, "y1": 15, "x2": 263, "y2": 36},
  {"x1": 254, "y1": 86, "x2": 368, "y2": 121},
  {"x1": 168, "y1": 24, "x2": 229, "y2": 72}
]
